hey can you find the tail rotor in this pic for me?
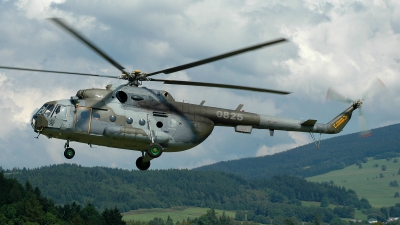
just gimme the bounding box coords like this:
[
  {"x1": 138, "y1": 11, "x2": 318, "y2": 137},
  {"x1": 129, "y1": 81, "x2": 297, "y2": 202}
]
[{"x1": 326, "y1": 78, "x2": 385, "y2": 137}]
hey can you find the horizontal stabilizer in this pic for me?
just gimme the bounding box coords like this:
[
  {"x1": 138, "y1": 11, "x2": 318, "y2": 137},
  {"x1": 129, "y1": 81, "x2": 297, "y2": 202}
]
[{"x1": 301, "y1": 119, "x2": 317, "y2": 126}]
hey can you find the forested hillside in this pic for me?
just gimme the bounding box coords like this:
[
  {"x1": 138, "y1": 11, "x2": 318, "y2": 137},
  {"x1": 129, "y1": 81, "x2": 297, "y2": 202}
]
[
  {"x1": 196, "y1": 124, "x2": 400, "y2": 179},
  {"x1": 4, "y1": 164, "x2": 371, "y2": 223},
  {"x1": 0, "y1": 172, "x2": 125, "y2": 224}
]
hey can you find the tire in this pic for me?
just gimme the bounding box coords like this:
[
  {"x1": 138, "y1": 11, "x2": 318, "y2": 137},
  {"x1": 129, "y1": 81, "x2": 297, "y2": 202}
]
[
  {"x1": 136, "y1": 157, "x2": 150, "y2": 170},
  {"x1": 147, "y1": 143, "x2": 163, "y2": 158},
  {"x1": 64, "y1": 148, "x2": 75, "y2": 159}
]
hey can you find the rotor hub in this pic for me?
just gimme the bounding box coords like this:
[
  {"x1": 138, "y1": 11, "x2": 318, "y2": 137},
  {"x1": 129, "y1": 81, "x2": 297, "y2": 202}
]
[{"x1": 353, "y1": 99, "x2": 362, "y2": 109}]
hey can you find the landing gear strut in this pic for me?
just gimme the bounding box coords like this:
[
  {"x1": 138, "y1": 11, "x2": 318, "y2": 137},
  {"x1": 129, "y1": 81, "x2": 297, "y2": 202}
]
[{"x1": 64, "y1": 140, "x2": 75, "y2": 159}]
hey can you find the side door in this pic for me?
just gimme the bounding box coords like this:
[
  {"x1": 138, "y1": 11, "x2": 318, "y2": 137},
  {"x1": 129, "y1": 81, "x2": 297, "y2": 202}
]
[
  {"x1": 74, "y1": 107, "x2": 92, "y2": 133},
  {"x1": 90, "y1": 110, "x2": 107, "y2": 135}
]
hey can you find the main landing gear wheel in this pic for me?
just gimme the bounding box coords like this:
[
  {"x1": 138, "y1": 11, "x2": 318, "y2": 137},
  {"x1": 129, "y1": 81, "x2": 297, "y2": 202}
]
[
  {"x1": 64, "y1": 148, "x2": 75, "y2": 159},
  {"x1": 147, "y1": 143, "x2": 163, "y2": 158},
  {"x1": 136, "y1": 157, "x2": 150, "y2": 171}
]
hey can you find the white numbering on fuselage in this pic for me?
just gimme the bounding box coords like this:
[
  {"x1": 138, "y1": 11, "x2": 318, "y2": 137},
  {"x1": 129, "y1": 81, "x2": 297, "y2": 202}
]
[{"x1": 216, "y1": 111, "x2": 243, "y2": 121}]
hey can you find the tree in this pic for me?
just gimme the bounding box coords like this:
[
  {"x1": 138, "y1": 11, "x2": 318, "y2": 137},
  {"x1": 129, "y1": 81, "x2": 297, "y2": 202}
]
[
  {"x1": 390, "y1": 180, "x2": 399, "y2": 187},
  {"x1": 148, "y1": 217, "x2": 165, "y2": 225},
  {"x1": 102, "y1": 207, "x2": 126, "y2": 225},
  {"x1": 235, "y1": 210, "x2": 245, "y2": 221},
  {"x1": 380, "y1": 173, "x2": 384, "y2": 178},
  {"x1": 382, "y1": 165, "x2": 387, "y2": 171},
  {"x1": 380, "y1": 207, "x2": 389, "y2": 220},
  {"x1": 394, "y1": 192, "x2": 400, "y2": 198},
  {"x1": 196, "y1": 208, "x2": 218, "y2": 225},
  {"x1": 272, "y1": 215, "x2": 284, "y2": 225},
  {"x1": 219, "y1": 212, "x2": 231, "y2": 225},
  {"x1": 166, "y1": 215, "x2": 173, "y2": 225},
  {"x1": 320, "y1": 197, "x2": 329, "y2": 207},
  {"x1": 23, "y1": 194, "x2": 45, "y2": 224},
  {"x1": 312, "y1": 213, "x2": 321, "y2": 225},
  {"x1": 79, "y1": 203, "x2": 104, "y2": 225},
  {"x1": 283, "y1": 217, "x2": 300, "y2": 225},
  {"x1": 330, "y1": 218, "x2": 347, "y2": 225}
]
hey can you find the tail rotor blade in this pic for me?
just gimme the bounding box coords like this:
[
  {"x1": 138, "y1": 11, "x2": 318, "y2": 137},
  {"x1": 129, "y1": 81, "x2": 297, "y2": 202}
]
[
  {"x1": 358, "y1": 108, "x2": 372, "y2": 137},
  {"x1": 362, "y1": 77, "x2": 386, "y2": 101},
  {"x1": 326, "y1": 88, "x2": 354, "y2": 104}
]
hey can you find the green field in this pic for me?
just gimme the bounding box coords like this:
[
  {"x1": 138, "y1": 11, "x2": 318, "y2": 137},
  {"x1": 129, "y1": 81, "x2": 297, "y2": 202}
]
[
  {"x1": 122, "y1": 207, "x2": 235, "y2": 223},
  {"x1": 307, "y1": 158, "x2": 400, "y2": 208}
]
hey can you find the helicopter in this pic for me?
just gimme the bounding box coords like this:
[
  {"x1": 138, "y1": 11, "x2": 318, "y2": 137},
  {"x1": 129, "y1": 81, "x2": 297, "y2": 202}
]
[{"x1": 0, "y1": 18, "x2": 369, "y2": 170}]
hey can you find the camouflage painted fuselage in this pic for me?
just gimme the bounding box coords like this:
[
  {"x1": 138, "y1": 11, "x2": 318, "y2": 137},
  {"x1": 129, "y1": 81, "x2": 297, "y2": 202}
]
[{"x1": 32, "y1": 85, "x2": 356, "y2": 153}]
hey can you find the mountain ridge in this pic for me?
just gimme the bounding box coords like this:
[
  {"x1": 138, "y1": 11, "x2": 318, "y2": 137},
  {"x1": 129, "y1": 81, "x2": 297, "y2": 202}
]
[{"x1": 195, "y1": 123, "x2": 400, "y2": 179}]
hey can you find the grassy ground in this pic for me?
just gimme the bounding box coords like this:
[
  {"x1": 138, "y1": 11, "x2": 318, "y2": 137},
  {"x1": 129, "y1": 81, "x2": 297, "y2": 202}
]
[
  {"x1": 307, "y1": 158, "x2": 400, "y2": 208},
  {"x1": 122, "y1": 207, "x2": 235, "y2": 223}
]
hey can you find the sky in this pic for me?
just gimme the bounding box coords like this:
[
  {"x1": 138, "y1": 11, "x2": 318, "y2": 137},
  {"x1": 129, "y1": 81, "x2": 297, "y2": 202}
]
[{"x1": 0, "y1": 0, "x2": 399, "y2": 170}]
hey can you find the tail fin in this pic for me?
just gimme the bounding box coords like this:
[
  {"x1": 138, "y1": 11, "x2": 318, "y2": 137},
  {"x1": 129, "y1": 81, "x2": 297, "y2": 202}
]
[{"x1": 327, "y1": 105, "x2": 357, "y2": 133}]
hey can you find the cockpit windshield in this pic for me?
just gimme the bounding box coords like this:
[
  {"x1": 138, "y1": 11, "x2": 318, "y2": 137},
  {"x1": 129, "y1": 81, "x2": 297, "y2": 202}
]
[{"x1": 35, "y1": 104, "x2": 55, "y2": 117}]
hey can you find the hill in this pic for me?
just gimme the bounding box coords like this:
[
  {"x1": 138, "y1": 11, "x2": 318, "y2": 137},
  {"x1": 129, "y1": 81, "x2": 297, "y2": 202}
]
[
  {"x1": 307, "y1": 157, "x2": 400, "y2": 208},
  {"x1": 196, "y1": 124, "x2": 400, "y2": 179},
  {"x1": 4, "y1": 164, "x2": 370, "y2": 223}
]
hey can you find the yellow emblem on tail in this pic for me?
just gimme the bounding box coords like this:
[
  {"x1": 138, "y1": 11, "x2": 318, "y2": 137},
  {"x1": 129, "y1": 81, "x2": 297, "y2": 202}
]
[{"x1": 333, "y1": 115, "x2": 348, "y2": 128}]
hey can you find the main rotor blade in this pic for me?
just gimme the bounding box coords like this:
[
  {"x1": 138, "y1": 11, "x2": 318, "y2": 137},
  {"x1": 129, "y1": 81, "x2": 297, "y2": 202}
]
[
  {"x1": 326, "y1": 88, "x2": 354, "y2": 104},
  {"x1": 0, "y1": 66, "x2": 118, "y2": 78},
  {"x1": 49, "y1": 18, "x2": 129, "y2": 75},
  {"x1": 145, "y1": 38, "x2": 287, "y2": 76},
  {"x1": 150, "y1": 79, "x2": 291, "y2": 94}
]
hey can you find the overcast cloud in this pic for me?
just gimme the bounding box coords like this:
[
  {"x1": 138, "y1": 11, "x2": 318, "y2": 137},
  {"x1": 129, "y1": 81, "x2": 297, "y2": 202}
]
[{"x1": 0, "y1": 0, "x2": 399, "y2": 170}]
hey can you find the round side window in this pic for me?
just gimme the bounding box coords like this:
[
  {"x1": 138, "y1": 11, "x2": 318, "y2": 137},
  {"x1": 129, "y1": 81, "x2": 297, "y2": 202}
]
[
  {"x1": 139, "y1": 119, "x2": 146, "y2": 126},
  {"x1": 109, "y1": 115, "x2": 116, "y2": 122},
  {"x1": 116, "y1": 91, "x2": 128, "y2": 103},
  {"x1": 93, "y1": 113, "x2": 100, "y2": 120},
  {"x1": 126, "y1": 117, "x2": 133, "y2": 124},
  {"x1": 81, "y1": 111, "x2": 90, "y2": 119}
]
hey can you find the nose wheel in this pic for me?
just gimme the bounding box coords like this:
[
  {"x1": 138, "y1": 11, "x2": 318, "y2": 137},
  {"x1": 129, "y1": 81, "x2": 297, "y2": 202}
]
[
  {"x1": 63, "y1": 139, "x2": 75, "y2": 159},
  {"x1": 64, "y1": 148, "x2": 75, "y2": 159}
]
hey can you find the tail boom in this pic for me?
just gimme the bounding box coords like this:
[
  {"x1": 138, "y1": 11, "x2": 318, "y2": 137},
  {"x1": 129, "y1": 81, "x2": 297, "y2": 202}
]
[{"x1": 256, "y1": 105, "x2": 357, "y2": 134}]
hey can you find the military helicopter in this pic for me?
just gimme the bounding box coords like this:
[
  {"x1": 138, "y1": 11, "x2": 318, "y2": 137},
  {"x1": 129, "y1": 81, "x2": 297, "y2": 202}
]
[{"x1": 0, "y1": 18, "x2": 372, "y2": 170}]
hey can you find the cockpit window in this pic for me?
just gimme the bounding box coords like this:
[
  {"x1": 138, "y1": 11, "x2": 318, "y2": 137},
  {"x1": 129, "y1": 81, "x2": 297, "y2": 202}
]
[
  {"x1": 51, "y1": 105, "x2": 67, "y2": 117},
  {"x1": 35, "y1": 104, "x2": 48, "y2": 115},
  {"x1": 35, "y1": 104, "x2": 55, "y2": 117},
  {"x1": 44, "y1": 104, "x2": 55, "y2": 117}
]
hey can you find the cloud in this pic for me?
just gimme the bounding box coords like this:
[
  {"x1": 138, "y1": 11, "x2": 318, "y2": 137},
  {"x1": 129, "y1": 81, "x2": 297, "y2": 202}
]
[
  {"x1": 15, "y1": 0, "x2": 66, "y2": 19},
  {"x1": 256, "y1": 132, "x2": 311, "y2": 157},
  {"x1": 0, "y1": 0, "x2": 399, "y2": 170}
]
